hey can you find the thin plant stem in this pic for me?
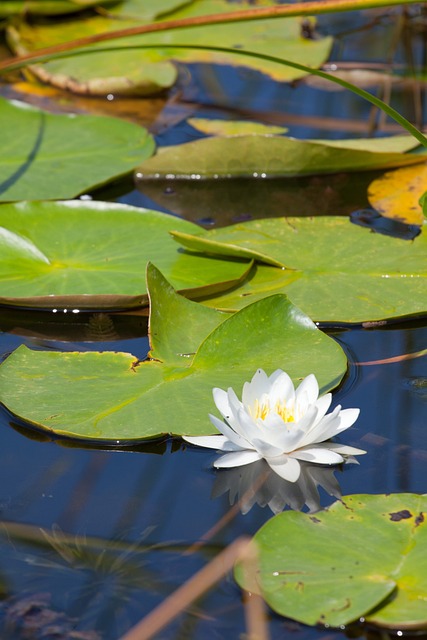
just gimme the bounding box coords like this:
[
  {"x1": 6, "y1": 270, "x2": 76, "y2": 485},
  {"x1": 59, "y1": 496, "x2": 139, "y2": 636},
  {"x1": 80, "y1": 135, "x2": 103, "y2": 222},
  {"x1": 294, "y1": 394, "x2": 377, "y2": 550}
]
[
  {"x1": 118, "y1": 537, "x2": 257, "y2": 640},
  {"x1": 13, "y1": 41, "x2": 427, "y2": 146}
]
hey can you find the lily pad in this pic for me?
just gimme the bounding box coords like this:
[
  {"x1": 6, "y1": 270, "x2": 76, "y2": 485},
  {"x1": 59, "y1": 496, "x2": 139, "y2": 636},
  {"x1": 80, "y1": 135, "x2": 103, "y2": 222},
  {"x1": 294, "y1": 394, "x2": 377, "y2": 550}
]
[
  {"x1": 0, "y1": 0, "x2": 116, "y2": 17},
  {"x1": 0, "y1": 265, "x2": 347, "y2": 441},
  {"x1": 368, "y1": 163, "x2": 427, "y2": 225},
  {"x1": 187, "y1": 118, "x2": 288, "y2": 136},
  {"x1": 0, "y1": 97, "x2": 155, "y2": 201},
  {"x1": 0, "y1": 200, "x2": 250, "y2": 309},
  {"x1": 235, "y1": 493, "x2": 427, "y2": 629},
  {"x1": 171, "y1": 216, "x2": 427, "y2": 322},
  {"x1": 7, "y1": 0, "x2": 332, "y2": 95},
  {"x1": 136, "y1": 135, "x2": 425, "y2": 179},
  {"x1": 108, "y1": 0, "x2": 195, "y2": 20}
]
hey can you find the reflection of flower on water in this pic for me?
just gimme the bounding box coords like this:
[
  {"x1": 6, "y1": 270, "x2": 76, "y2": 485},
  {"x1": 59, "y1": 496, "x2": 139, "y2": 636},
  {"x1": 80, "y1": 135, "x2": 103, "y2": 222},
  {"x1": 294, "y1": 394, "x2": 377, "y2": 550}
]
[
  {"x1": 211, "y1": 458, "x2": 354, "y2": 515},
  {"x1": 184, "y1": 368, "x2": 365, "y2": 484}
]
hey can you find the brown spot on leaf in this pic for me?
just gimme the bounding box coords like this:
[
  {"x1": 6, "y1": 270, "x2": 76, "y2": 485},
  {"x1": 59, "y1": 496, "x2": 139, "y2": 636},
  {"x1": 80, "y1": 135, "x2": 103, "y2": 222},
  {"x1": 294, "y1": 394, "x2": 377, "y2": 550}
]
[
  {"x1": 389, "y1": 509, "x2": 412, "y2": 521},
  {"x1": 415, "y1": 512, "x2": 425, "y2": 526},
  {"x1": 332, "y1": 598, "x2": 351, "y2": 612},
  {"x1": 277, "y1": 570, "x2": 305, "y2": 575},
  {"x1": 130, "y1": 359, "x2": 140, "y2": 372},
  {"x1": 310, "y1": 516, "x2": 321, "y2": 523}
]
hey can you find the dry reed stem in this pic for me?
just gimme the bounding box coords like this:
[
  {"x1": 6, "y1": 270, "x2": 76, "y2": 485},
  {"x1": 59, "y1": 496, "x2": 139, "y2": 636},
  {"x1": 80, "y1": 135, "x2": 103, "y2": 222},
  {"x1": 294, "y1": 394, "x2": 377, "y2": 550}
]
[
  {"x1": 118, "y1": 536, "x2": 265, "y2": 640},
  {"x1": 356, "y1": 348, "x2": 427, "y2": 366}
]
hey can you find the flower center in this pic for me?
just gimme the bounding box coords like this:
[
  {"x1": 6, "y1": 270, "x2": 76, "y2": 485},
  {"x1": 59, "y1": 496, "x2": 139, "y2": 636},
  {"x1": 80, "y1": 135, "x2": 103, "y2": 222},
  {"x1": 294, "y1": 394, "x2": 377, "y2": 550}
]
[{"x1": 252, "y1": 399, "x2": 295, "y2": 423}]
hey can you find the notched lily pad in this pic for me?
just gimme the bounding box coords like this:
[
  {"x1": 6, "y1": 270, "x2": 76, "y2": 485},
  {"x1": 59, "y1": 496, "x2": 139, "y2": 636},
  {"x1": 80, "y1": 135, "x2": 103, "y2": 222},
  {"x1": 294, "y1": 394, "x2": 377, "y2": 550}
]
[
  {"x1": 235, "y1": 493, "x2": 427, "y2": 629},
  {"x1": 0, "y1": 200, "x2": 250, "y2": 310},
  {"x1": 171, "y1": 216, "x2": 427, "y2": 323},
  {"x1": 0, "y1": 264, "x2": 347, "y2": 442}
]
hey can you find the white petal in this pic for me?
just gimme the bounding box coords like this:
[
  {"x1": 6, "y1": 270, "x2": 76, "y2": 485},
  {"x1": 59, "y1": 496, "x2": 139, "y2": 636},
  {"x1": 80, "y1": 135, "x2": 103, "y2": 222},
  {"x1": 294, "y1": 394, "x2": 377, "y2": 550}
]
[
  {"x1": 208, "y1": 414, "x2": 251, "y2": 449},
  {"x1": 295, "y1": 374, "x2": 319, "y2": 412},
  {"x1": 266, "y1": 454, "x2": 301, "y2": 482},
  {"x1": 312, "y1": 393, "x2": 332, "y2": 424},
  {"x1": 289, "y1": 446, "x2": 344, "y2": 465},
  {"x1": 268, "y1": 369, "x2": 286, "y2": 384},
  {"x1": 236, "y1": 407, "x2": 271, "y2": 445},
  {"x1": 227, "y1": 386, "x2": 244, "y2": 415},
  {"x1": 304, "y1": 406, "x2": 360, "y2": 446},
  {"x1": 183, "y1": 435, "x2": 241, "y2": 452},
  {"x1": 297, "y1": 405, "x2": 342, "y2": 447},
  {"x1": 335, "y1": 408, "x2": 361, "y2": 434},
  {"x1": 242, "y1": 368, "x2": 270, "y2": 407},
  {"x1": 268, "y1": 370, "x2": 295, "y2": 408},
  {"x1": 225, "y1": 387, "x2": 253, "y2": 437},
  {"x1": 251, "y1": 437, "x2": 284, "y2": 458},
  {"x1": 214, "y1": 450, "x2": 262, "y2": 468},
  {"x1": 324, "y1": 442, "x2": 366, "y2": 456},
  {"x1": 212, "y1": 387, "x2": 233, "y2": 419},
  {"x1": 272, "y1": 405, "x2": 319, "y2": 452},
  {"x1": 262, "y1": 412, "x2": 287, "y2": 430}
]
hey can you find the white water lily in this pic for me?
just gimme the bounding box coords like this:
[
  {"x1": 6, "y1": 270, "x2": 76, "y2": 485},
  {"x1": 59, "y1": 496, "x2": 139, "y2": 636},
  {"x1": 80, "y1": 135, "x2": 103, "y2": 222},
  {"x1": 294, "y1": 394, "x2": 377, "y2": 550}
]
[{"x1": 184, "y1": 369, "x2": 365, "y2": 483}]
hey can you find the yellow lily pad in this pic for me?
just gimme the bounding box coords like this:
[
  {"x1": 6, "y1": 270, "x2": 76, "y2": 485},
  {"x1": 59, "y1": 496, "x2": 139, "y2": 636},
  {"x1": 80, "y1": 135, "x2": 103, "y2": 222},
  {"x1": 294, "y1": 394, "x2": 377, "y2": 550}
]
[{"x1": 367, "y1": 162, "x2": 427, "y2": 225}]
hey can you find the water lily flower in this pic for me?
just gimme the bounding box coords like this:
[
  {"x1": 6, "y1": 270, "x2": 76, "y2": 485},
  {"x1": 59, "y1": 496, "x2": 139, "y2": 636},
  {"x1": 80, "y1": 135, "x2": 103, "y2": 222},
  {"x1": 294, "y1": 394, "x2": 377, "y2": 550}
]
[{"x1": 183, "y1": 368, "x2": 365, "y2": 483}]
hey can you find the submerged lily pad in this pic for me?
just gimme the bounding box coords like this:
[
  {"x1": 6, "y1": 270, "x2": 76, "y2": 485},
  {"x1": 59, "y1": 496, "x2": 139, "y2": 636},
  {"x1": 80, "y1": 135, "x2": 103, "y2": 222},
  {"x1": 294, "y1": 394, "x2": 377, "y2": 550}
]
[
  {"x1": 0, "y1": 200, "x2": 249, "y2": 309},
  {"x1": 136, "y1": 134, "x2": 424, "y2": 179},
  {"x1": 171, "y1": 216, "x2": 427, "y2": 323},
  {"x1": 235, "y1": 493, "x2": 427, "y2": 629},
  {"x1": 7, "y1": 0, "x2": 332, "y2": 95},
  {"x1": 0, "y1": 265, "x2": 347, "y2": 441},
  {"x1": 0, "y1": 97, "x2": 155, "y2": 201},
  {"x1": 187, "y1": 118, "x2": 288, "y2": 136}
]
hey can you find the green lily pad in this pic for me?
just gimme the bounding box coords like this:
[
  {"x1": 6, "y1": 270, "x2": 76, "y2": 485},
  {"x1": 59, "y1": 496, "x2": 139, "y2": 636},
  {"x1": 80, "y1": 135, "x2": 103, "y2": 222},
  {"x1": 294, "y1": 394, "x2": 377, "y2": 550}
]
[
  {"x1": 7, "y1": 0, "x2": 332, "y2": 95},
  {"x1": 0, "y1": 97, "x2": 155, "y2": 201},
  {"x1": 0, "y1": 200, "x2": 250, "y2": 309},
  {"x1": 0, "y1": 264, "x2": 347, "y2": 441},
  {"x1": 108, "y1": 0, "x2": 195, "y2": 20},
  {"x1": 187, "y1": 118, "x2": 288, "y2": 136},
  {"x1": 148, "y1": 263, "x2": 229, "y2": 366},
  {"x1": 136, "y1": 134, "x2": 424, "y2": 179},
  {"x1": 171, "y1": 216, "x2": 427, "y2": 323},
  {"x1": 235, "y1": 494, "x2": 427, "y2": 629},
  {"x1": 0, "y1": 0, "x2": 116, "y2": 17}
]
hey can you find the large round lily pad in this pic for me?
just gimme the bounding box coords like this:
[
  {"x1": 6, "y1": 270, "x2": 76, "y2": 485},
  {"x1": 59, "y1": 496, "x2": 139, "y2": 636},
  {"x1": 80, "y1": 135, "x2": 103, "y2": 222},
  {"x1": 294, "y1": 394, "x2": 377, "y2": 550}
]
[
  {"x1": 0, "y1": 265, "x2": 347, "y2": 441},
  {"x1": 171, "y1": 216, "x2": 427, "y2": 322},
  {"x1": 0, "y1": 200, "x2": 249, "y2": 309},
  {"x1": 235, "y1": 493, "x2": 427, "y2": 629}
]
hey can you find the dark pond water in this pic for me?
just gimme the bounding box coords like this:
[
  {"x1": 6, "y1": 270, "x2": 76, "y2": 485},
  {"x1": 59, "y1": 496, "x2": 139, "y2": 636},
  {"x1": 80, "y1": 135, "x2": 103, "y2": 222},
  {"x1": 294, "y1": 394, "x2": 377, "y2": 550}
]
[{"x1": 0, "y1": 5, "x2": 426, "y2": 640}]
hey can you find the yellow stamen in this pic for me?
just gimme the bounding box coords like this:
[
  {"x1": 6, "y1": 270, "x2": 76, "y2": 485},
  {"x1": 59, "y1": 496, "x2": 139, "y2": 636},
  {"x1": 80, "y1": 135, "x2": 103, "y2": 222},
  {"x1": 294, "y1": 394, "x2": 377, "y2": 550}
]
[{"x1": 251, "y1": 399, "x2": 295, "y2": 423}]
